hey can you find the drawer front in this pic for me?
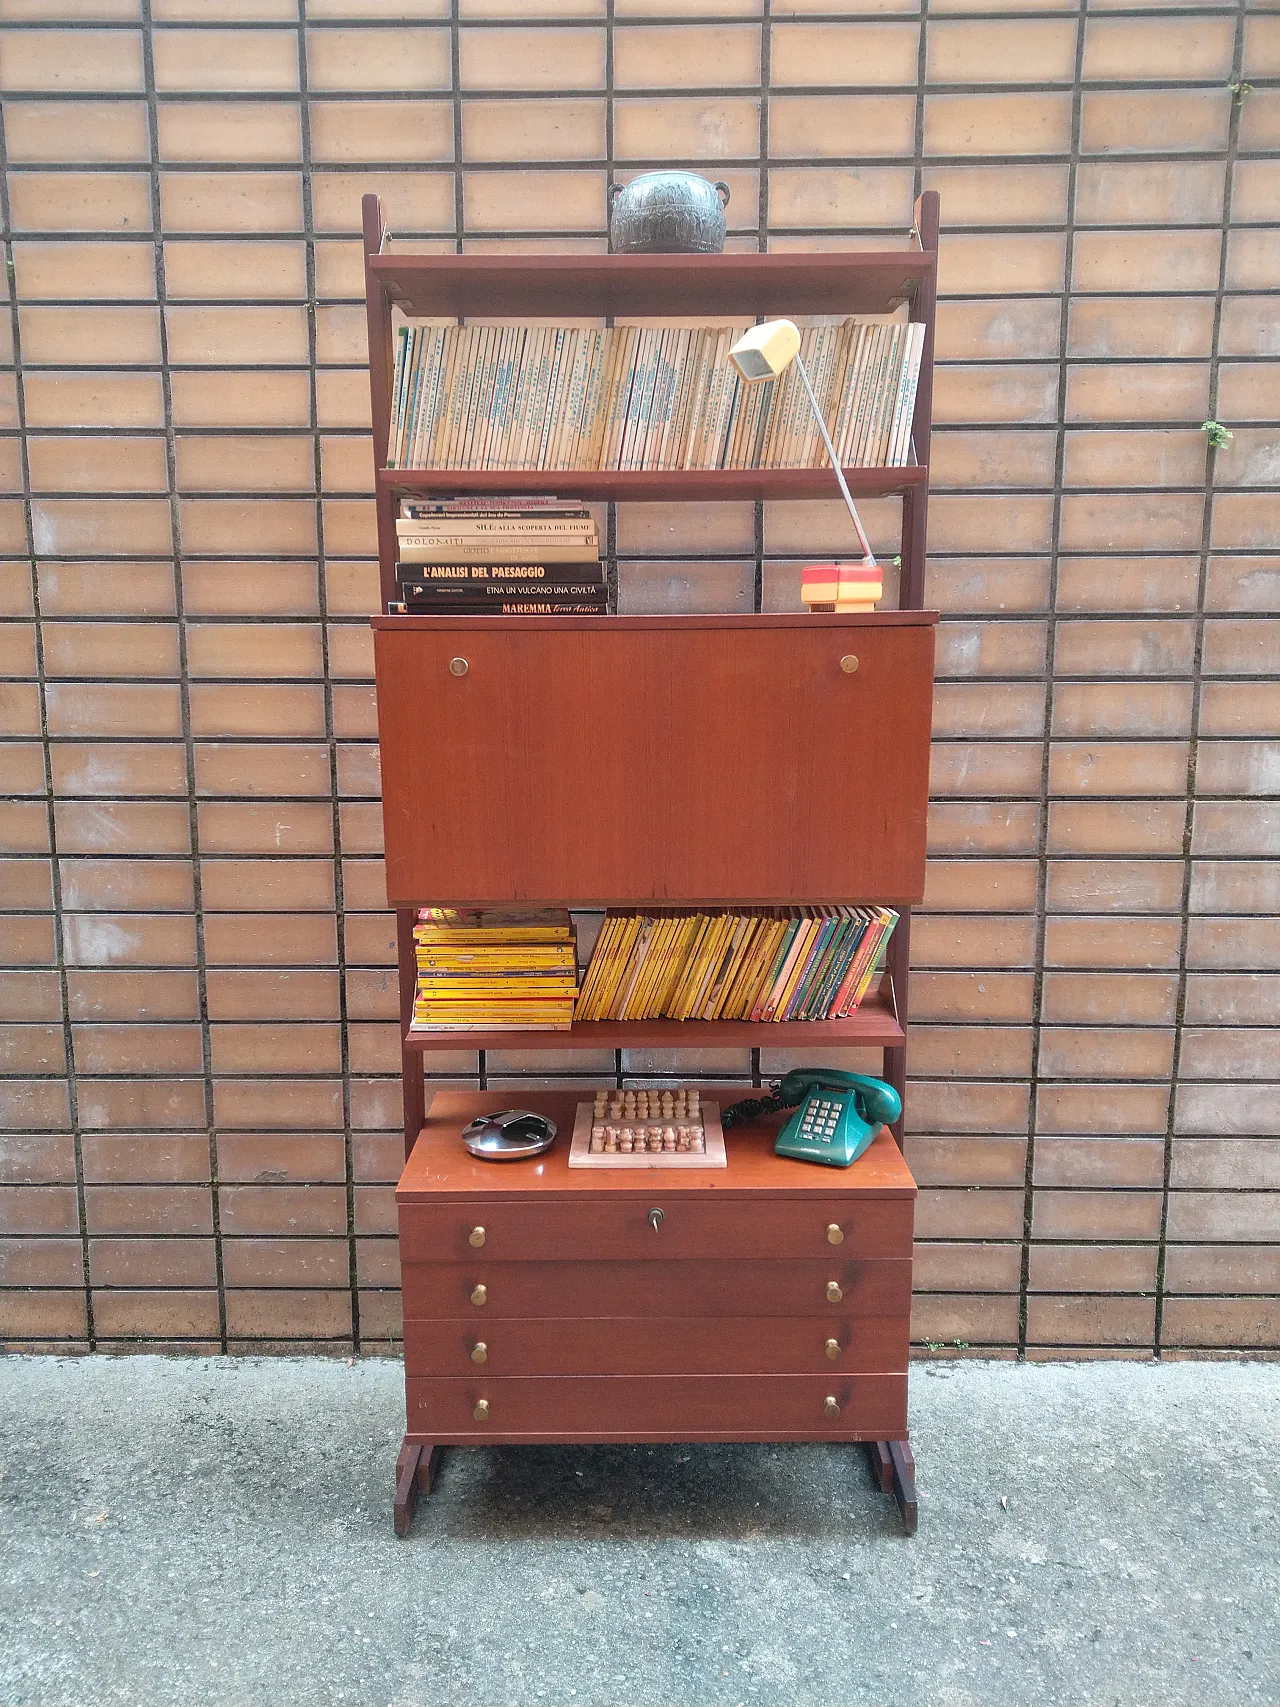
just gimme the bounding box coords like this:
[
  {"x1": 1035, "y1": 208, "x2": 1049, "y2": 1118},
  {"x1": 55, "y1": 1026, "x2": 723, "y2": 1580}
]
[
  {"x1": 398, "y1": 1198, "x2": 913, "y2": 1264},
  {"x1": 404, "y1": 1313, "x2": 909, "y2": 1378},
  {"x1": 401, "y1": 1256, "x2": 912, "y2": 1321},
  {"x1": 374, "y1": 618, "x2": 935, "y2": 906},
  {"x1": 406, "y1": 1372, "x2": 908, "y2": 1443}
]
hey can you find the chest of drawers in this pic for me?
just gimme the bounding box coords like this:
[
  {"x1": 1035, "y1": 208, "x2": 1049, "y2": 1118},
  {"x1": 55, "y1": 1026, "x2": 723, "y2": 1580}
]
[{"x1": 392, "y1": 1088, "x2": 918, "y2": 1534}]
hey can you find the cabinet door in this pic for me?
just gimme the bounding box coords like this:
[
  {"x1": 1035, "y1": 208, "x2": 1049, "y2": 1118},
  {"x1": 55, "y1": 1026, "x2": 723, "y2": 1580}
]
[{"x1": 374, "y1": 616, "x2": 935, "y2": 905}]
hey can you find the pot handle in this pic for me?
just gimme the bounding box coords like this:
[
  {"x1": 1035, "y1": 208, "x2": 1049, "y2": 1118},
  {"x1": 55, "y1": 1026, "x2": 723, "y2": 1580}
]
[
  {"x1": 609, "y1": 182, "x2": 624, "y2": 202},
  {"x1": 714, "y1": 181, "x2": 731, "y2": 207}
]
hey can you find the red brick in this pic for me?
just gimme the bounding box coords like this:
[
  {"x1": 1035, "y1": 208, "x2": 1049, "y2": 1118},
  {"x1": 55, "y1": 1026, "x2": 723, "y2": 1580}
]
[
  {"x1": 1026, "y1": 1296, "x2": 1155, "y2": 1346},
  {"x1": 913, "y1": 1242, "x2": 1022, "y2": 1292},
  {"x1": 911, "y1": 1294, "x2": 1019, "y2": 1346},
  {"x1": 1160, "y1": 1298, "x2": 1280, "y2": 1349},
  {"x1": 0, "y1": 1290, "x2": 88, "y2": 1340},
  {"x1": 88, "y1": 1237, "x2": 216, "y2": 1288},
  {"x1": 91, "y1": 1291, "x2": 221, "y2": 1339},
  {"x1": 1032, "y1": 1191, "x2": 1162, "y2": 1239},
  {"x1": 222, "y1": 1289, "x2": 352, "y2": 1339}
]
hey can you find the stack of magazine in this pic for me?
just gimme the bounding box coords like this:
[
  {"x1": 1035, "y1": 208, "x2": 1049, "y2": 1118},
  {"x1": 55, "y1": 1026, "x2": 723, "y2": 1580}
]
[
  {"x1": 410, "y1": 909, "x2": 578, "y2": 1032},
  {"x1": 389, "y1": 496, "x2": 610, "y2": 616}
]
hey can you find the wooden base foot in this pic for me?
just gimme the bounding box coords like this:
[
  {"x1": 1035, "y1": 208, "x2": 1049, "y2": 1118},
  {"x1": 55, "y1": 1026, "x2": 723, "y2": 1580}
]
[
  {"x1": 866, "y1": 1438, "x2": 917, "y2": 1535},
  {"x1": 393, "y1": 1439, "x2": 443, "y2": 1537},
  {"x1": 865, "y1": 1438, "x2": 894, "y2": 1494}
]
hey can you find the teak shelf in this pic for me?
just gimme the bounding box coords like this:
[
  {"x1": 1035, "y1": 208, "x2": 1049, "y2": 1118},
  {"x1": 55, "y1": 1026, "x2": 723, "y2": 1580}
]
[
  {"x1": 403, "y1": 982, "x2": 904, "y2": 1054},
  {"x1": 363, "y1": 191, "x2": 940, "y2": 1538},
  {"x1": 378, "y1": 468, "x2": 928, "y2": 503}
]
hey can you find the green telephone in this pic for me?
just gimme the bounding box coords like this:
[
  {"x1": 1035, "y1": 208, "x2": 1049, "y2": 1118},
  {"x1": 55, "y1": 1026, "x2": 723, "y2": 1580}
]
[{"x1": 722, "y1": 1069, "x2": 902, "y2": 1169}]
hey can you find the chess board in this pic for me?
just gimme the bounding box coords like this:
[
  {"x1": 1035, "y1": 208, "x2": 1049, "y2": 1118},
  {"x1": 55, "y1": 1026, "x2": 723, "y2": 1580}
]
[{"x1": 568, "y1": 1087, "x2": 727, "y2": 1169}]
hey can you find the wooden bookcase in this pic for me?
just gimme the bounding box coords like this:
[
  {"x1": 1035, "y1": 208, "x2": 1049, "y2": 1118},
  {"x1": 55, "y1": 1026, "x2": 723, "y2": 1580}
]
[{"x1": 362, "y1": 192, "x2": 940, "y2": 1534}]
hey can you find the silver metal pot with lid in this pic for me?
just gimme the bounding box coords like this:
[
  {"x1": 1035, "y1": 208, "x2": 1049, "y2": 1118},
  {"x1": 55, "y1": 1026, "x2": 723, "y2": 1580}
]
[{"x1": 609, "y1": 171, "x2": 731, "y2": 254}]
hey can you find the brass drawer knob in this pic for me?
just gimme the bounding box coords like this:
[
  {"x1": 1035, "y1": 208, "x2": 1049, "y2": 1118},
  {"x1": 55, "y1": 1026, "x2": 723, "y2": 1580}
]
[
  {"x1": 826, "y1": 1280, "x2": 843, "y2": 1303},
  {"x1": 470, "y1": 1283, "x2": 487, "y2": 1306},
  {"x1": 469, "y1": 1225, "x2": 486, "y2": 1248},
  {"x1": 840, "y1": 654, "x2": 859, "y2": 674},
  {"x1": 825, "y1": 1337, "x2": 841, "y2": 1361},
  {"x1": 470, "y1": 1341, "x2": 487, "y2": 1364},
  {"x1": 826, "y1": 1223, "x2": 844, "y2": 1245},
  {"x1": 472, "y1": 1398, "x2": 489, "y2": 1422},
  {"x1": 824, "y1": 1395, "x2": 841, "y2": 1419},
  {"x1": 449, "y1": 656, "x2": 469, "y2": 677}
]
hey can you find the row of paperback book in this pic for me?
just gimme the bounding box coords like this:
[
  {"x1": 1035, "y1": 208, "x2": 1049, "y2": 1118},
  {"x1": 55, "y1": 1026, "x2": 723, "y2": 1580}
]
[
  {"x1": 385, "y1": 318, "x2": 925, "y2": 474},
  {"x1": 575, "y1": 906, "x2": 899, "y2": 1024},
  {"x1": 410, "y1": 908, "x2": 578, "y2": 1032},
  {"x1": 389, "y1": 496, "x2": 611, "y2": 616}
]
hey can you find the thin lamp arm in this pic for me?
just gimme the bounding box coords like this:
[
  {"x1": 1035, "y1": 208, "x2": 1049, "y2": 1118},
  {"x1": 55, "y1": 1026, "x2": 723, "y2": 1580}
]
[{"x1": 793, "y1": 352, "x2": 876, "y2": 567}]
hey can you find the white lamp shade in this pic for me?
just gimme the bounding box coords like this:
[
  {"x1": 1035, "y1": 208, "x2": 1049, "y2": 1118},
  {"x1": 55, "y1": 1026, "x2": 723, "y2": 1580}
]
[{"x1": 729, "y1": 319, "x2": 802, "y2": 381}]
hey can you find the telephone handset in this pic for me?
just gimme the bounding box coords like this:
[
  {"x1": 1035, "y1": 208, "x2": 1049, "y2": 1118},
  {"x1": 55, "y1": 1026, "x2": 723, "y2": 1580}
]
[{"x1": 721, "y1": 1068, "x2": 902, "y2": 1169}]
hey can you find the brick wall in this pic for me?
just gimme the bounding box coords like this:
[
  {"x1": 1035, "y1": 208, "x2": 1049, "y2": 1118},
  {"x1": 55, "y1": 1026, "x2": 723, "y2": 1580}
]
[{"x1": 1, "y1": 1, "x2": 1277, "y2": 1359}]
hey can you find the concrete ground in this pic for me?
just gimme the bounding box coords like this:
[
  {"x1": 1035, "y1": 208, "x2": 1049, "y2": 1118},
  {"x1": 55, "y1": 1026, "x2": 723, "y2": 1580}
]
[{"x1": 0, "y1": 1357, "x2": 1276, "y2": 1707}]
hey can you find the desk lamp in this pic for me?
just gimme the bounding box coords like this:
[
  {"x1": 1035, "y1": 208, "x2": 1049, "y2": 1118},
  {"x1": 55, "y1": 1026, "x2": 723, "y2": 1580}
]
[{"x1": 729, "y1": 320, "x2": 881, "y2": 613}]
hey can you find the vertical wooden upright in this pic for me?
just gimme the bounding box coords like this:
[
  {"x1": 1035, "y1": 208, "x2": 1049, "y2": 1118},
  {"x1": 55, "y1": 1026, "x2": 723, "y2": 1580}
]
[{"x1": 363, "y1": 195, "x2": 426, "y2": 1160}]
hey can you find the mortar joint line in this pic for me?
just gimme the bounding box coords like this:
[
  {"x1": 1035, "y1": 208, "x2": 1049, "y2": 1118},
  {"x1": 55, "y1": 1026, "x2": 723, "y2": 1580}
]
[
  {"x1": 1017, "y1": 0, "x2": 1089, "y2": 1362},
  {"x1": 451, "y1": 0, "x2": 464, "y2": 258},
  {"x1": 0, "y1": 101, "x2": 94, "y2": 1352},
  {"x1": 297, "y1": 0, "x2": 361, "y2": 1356},
  {"x1": 141, "y1": 0, "x2": 225, "y2": 1352},
  {"x1": 1153, "y1": 0, "x2": 1250, "y2": 1362}
]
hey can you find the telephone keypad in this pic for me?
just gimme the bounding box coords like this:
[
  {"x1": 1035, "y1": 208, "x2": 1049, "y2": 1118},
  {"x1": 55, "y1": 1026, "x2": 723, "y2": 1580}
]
[{"x1": 799, "y1": 1096, "x2": 845, "y2": 1146}]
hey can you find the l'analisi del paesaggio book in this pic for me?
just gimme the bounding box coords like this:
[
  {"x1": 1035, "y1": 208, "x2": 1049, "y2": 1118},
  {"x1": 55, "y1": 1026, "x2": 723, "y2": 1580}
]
[{"x1": 384, "y1": 318, "x2": 925, "y2": 473}]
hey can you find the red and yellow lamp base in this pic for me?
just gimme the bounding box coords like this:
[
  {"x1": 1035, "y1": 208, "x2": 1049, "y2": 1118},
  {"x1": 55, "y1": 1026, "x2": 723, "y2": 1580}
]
[{"x1": 801, "y1": 562, "x2": 883, "y2": 614}]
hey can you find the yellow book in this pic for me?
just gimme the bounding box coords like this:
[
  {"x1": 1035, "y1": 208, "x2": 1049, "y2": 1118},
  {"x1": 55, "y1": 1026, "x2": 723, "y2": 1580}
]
[
  {"x1": 705, "y1": 914, "x2": 751, "y2": 1020},
  {"x1": 623, "y1": 912, "x2": 666, "y2": 1019},
  {"x1": 667, "y1": 912, "x2": 715, "y2": 1020},
  {"x1": 657, "y1": 912, "x2": 700, "y2": 1018},
  {"x1": 681, "y1": 912, "x2": 732, "y2": 1020},
  {"x1": 417, "y1": 977, "x2": 578, "y2": 996},
  {"x1": 597, "y1": 912, "x2": 645, "y2": 1020},
  {"x1": 418, "y1": 945, "x2": 575, "y2": 968},
  {"x1": 587, "y1": 912, "x2": 631, "y2": 1019},
  {"x1": 737, "y1": 917, "x2": 784, "y2": 1019},
  {"x1": 718, "y1": 913, "x2": 768, "y2": 1019},
  {"x1": 655, "y1": 913, "x2": 699, "y2": 1017},
  {"x1": 574, "y1": 913, "x2": 620, "y2": 1019},
  {"x1": 584, "y1": 913, "x2": 631, "y2": 1021},
  {"x1": 613, "y1": 915, "x2": 657, "y2": 1020},
  {"x1": 644, "y1": 912, "x2": 688, "y2": 1018}
]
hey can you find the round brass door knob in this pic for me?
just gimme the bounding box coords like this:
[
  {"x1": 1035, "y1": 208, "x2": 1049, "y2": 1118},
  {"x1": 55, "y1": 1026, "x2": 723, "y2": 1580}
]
[
  {"x1": 826, "y1": 1281, "x2": 843, "y2": 1303},
  {"x1": 470, "y1": 1283, "x2": 487, "y2": 1306},
  {"x1": 825, "y1": 1338, "x2": 841, "y2": 1360},
  {"x1": 824, "y1": 1395, "x2": 841, "y2": 1419},
  {"x1": 826, "y1": 1223, "x2": 844, "y2": 1245},
  {"x1": 840, "y1": 655, "x2": 859, "y2": 674},
  {"x1": 449, "y1": 656, "x2": 469, "y2": 677},
  {"x1": 469, "y1": 1225, "x2": 486, "y2": 1248},
  {"x1": 473, "y1": 1399, "x2": 489, "y2": 1422},
  {"x1": 470, "y1": 1341, "x2": 487, "y2": 1364}
]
